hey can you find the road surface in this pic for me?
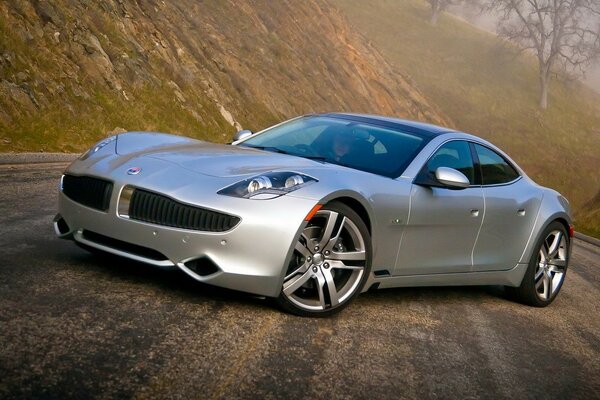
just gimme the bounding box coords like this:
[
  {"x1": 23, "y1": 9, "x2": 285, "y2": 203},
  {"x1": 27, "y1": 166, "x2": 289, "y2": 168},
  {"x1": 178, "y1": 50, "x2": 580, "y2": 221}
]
[{"x1": 1, "y1": 162, "x2": 599, "y2": 399}]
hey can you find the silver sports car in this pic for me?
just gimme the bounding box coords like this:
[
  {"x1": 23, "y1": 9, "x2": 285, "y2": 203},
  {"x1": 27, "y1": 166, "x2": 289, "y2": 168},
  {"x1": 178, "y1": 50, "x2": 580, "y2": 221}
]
[{"x1": 55, "y1": 113, "x2": 573, "y2": 316}]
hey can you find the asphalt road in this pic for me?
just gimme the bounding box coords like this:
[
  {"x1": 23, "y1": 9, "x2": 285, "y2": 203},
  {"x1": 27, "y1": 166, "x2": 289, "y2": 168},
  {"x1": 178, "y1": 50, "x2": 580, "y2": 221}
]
[{"x1": 1, "y1": 163, "x2": 599, "y2": 400}]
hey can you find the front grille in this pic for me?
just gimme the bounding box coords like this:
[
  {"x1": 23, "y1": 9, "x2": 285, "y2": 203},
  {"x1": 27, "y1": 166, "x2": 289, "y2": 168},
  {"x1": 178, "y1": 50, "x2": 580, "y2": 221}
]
[
  {"x1": 128, "y1": 188, "x2": 240, "y2": 232},
  {"x1": 62, "y1": 175, "x2": 113, "y2": 211}
]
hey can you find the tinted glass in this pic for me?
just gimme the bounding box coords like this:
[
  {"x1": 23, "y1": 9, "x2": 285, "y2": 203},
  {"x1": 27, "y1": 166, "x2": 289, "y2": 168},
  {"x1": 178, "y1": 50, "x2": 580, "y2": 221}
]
[
  {"x1": 427, "y1": 141, "x2": 475, "y2": 184},
  {"x1": 240, "y1": 116, "x2": 428, "y2": 177},
  {"x1": 474, "y1": 144, "x2": 520, "y2": 185}
]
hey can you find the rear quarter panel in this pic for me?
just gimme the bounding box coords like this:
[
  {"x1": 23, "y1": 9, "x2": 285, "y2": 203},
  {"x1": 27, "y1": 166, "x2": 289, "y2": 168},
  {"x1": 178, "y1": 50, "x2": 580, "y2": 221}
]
[{"x1": 518, "y1": 186, "x2": 572, "y2": 265}]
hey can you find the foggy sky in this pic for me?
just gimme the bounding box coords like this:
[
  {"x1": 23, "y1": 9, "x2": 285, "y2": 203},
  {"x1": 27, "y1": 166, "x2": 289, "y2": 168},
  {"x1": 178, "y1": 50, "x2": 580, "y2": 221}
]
[{"x1": 448, "y1": 4, "x2": 600, "y2": 93}]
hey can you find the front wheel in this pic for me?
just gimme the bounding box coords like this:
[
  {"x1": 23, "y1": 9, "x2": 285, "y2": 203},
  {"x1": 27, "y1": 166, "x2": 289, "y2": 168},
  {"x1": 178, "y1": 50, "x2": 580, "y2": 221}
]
[
  {"x1": 507, "y1": 221, "x2": 569, "y2": 307},
  {"x1": 276, "y1": 201, "x2": 372, "y2": 317}
]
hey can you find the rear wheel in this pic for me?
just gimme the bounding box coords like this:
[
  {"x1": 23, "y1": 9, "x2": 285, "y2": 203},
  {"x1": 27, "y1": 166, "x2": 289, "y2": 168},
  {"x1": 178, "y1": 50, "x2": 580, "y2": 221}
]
[
  {"x1": 276, "y1": 201, "x2": 372, "y2": 317},
  {"x1": 507, "y1": 221, "x2": 569, "y2": 307}
]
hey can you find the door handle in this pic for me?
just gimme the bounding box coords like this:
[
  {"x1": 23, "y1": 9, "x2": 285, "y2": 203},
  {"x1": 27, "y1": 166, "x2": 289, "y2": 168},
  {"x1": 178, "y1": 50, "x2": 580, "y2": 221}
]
[
  {"x1": 517, "y1": 209, "x2": 526, "y2": 216},
  {"x1": 470, "y1": 209, "x2": 480, "y2": 217}
]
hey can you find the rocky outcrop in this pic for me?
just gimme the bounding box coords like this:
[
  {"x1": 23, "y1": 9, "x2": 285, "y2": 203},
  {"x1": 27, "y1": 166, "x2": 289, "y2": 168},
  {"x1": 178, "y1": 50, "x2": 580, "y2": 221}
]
[{"x1": 0, "y1": 0, "x2": 450, "y2": 151}]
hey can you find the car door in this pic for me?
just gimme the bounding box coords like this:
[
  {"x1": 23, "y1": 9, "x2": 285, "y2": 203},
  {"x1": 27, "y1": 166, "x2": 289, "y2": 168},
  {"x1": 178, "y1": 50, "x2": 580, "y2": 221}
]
[
  {"x1": 471, "y1": 143, "x2": 543, "y2": 271},
  {"x1": 394, "y1": 140, "x2": 484, "y2": 275}
]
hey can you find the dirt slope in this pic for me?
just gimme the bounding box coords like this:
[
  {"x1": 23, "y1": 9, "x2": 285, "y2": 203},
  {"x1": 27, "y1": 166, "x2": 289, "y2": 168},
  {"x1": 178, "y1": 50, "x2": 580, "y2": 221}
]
[{"x1": 0, "y1": 0, "x2": 448, "y2": 151}]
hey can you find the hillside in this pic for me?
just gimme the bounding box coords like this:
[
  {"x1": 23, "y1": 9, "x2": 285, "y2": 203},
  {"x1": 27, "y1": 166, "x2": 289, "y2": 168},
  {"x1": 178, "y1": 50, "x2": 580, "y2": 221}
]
[
  {"x1": 1, "y1": 0, "x2": 599, "y2": 237},
  {"x1": 0, "y1": 0, "x2": 447, "y2": 152},
  {"x1": 333, "y1": 0, "x2": 600, "y2": 237}
]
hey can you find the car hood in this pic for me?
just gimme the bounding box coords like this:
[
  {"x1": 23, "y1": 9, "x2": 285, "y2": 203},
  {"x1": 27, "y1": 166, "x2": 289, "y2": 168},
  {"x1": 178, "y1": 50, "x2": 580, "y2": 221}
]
[{"x1": 141, "y1": 142, "x2": 325, "y2": 178}]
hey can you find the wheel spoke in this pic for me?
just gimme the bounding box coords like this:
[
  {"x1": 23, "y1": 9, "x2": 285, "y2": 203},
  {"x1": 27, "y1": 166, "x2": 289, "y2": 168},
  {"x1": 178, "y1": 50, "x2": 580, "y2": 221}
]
[
  {"x1": 294, "y1": 241, "x2": 312, "y2": 259},
  {"x1": 324, "y1": 218, "x2": 347, "y2": 251},
  {"x1": 542, "y1": 271, "x2": 552, "y2": 299},
  {"x1": 321, "y1": 268, "x2": 339, "y2": 306},
  {"x1": 317, "y1": 211, "x2": 339, "y2": 249},
  {"x1": 328, "y1": 250, "x2": 366, "y2": 261},
  {"x1": 535, "y1": 275, "x2": 544, "y2": 292},
  {"x1": 314, "y1": 270, "x2": 327, "y2": 309},
  {"x1": 300, "y1": 232, "x2": 310, "y2": 243},
  {"x1": 534, "y1": 267, "x2": 544, "y2": 282},
  {"x1": 329, "y1": 260, "x2": 364, "y2": 270},
  {"x1": 283, "y1": 269, "x2": 312, "y2": 295},
  {"x1": 284, "y1": 263, "x2": 309, "y2": 281},
  {"x1": 547, "y1": 267, "x2": 563, "y2": 275},
  {"x1": 540, "y1": 246, "x2": 549, "y2": 262},
  {"x1": 548, "y1": 258, "x2": 566, "y2": 270},
  {"x1": 547, "y1": 232, "x2": 562, "y2": 258}
]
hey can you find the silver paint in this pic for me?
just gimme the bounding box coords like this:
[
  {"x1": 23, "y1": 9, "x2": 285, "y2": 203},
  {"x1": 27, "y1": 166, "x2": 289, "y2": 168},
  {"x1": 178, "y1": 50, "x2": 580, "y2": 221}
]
[{"x1": 56, "y1": 114, "x2": 572, "y2": 300}]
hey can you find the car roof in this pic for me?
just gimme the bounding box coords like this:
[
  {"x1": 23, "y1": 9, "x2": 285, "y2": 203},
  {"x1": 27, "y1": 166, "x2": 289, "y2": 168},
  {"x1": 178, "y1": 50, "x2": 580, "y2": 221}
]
[{"x1": 317, "y1": 112, "x2": 457, "y2": 138}]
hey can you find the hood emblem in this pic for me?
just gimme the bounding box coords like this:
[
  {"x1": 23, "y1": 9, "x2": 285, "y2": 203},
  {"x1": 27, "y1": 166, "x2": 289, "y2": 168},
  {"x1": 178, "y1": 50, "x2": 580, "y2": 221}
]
[{"x1": 127, "y1": 167, "x2": 142, "y2": 175}]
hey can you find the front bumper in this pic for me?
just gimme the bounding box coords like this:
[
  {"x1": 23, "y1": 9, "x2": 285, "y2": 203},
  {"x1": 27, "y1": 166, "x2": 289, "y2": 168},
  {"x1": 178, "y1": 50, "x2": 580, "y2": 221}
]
[{"x1": 55, "y1": 171, "x2": 318, "y2": 298}]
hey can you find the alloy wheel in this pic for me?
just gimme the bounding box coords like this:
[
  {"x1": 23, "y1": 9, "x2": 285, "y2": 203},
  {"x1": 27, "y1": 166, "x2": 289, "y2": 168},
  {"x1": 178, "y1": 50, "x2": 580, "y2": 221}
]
[
  {"x1": 282, "y1": 209, "x2": 367, "y2": 311},
  {"x1": 534, "y1": 229, "x2": 567, "y2": 301}
]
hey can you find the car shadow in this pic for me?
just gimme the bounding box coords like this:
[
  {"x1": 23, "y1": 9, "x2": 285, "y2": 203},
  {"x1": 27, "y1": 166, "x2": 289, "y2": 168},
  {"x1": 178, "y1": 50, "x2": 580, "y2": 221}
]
[
  {"x1": 65, "y1": 246, "x2": 515, "y2": 313},
  {"x1": 69, "y1": 248, "x2": 271, "y2": 310},
  {"x1": 359, "y1": 284, "x2": 513, "y2": 306}
]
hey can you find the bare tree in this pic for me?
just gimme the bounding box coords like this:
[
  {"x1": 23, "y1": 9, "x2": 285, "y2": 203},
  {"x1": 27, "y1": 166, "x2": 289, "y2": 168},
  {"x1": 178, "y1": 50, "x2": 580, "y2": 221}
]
[
  {"x1": 428, "y1": 0, "x2": 458, "y2": 24},
  {"x1": 484, "y1": 0, "x2": 600, "y2": 109},
  {"x1": 428, "y1": 0, "x2": 481, "y2": 25}
]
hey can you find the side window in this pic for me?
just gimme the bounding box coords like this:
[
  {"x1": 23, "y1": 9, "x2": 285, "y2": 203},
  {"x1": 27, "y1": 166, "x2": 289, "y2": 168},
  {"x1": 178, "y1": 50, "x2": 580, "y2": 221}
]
[
  {"x1": 426, "y1": 141, "x2": 475, "y2": 184},
  {"x1": 474, "y1": 144, "x2": 519, "y2": 185}
]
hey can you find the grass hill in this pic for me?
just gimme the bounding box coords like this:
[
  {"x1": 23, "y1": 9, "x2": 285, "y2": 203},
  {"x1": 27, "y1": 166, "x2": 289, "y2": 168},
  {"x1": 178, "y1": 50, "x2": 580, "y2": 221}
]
[
  {"x1": 333, "y1": 0, "x2": 600, "y2": 237},
  {"x1": 0, "y1": 0, "x2": 447, "y2": 152}
]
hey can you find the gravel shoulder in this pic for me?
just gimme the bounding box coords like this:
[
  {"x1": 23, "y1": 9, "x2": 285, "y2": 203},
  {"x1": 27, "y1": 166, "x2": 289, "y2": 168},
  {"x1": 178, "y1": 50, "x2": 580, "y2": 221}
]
[{"x1": 0, "y1": 152, "x2": 78, "y2": 165}]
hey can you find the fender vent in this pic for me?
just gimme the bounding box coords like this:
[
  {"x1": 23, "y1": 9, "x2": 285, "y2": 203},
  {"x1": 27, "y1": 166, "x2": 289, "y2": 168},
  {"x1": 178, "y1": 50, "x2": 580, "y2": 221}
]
[
  {"x1": 128, "y1": 188, "x2": 240, "y2": 232},
  {"x1": 373, "y1": 269, "x2": 391, "y2": 277}
]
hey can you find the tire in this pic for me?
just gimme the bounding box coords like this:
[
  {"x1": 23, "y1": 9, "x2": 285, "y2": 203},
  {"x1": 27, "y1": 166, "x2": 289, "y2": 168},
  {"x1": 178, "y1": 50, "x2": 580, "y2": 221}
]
[
  {"x1": 275, "y1": 201, "x2": 372, "y2": 317},
  {"x1": 506, "y1": 221, "x2": 569, "y2": 307}
]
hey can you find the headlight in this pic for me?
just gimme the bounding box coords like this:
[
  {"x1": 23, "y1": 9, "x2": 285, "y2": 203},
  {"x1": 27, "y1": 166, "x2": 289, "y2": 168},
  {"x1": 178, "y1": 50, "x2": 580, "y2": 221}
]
[
  {"x1": 285, "y1": 174, "x2": 304, "y2": 188},
  {"x1": 218, "y1": 171, "x2": 317, "y2": 199},
  {"x1": 248, "y1": 176, "x2": 272, "y2": 193},
  {"x1": 79, "y1": 135, "x2": 117, "y2": 160}
]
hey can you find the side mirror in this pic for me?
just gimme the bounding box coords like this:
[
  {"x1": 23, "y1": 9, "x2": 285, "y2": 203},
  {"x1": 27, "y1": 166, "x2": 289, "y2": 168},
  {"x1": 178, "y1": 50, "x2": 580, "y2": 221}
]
[
  {"x1": 434, "y1": 167, "x2": 470, "y2": 189},
  {"x1": 233, "y1": 129, "x2": 253, "y2": 142}
]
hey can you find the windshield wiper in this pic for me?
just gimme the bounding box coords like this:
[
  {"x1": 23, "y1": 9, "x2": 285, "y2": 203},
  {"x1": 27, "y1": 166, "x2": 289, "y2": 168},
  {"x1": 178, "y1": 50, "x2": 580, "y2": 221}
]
[
  {"x1": 298, "y1": 155, "x2": 329, "y2": 162},
  {"x1": 243, "y1": 145, "x2": 288, "y2": 154}
]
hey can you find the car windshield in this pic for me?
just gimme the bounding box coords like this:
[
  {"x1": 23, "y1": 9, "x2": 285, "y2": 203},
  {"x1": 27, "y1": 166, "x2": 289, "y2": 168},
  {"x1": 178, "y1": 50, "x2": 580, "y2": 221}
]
[{"x1": 238, "y1": 116, "x2": 429, "y2": 178}]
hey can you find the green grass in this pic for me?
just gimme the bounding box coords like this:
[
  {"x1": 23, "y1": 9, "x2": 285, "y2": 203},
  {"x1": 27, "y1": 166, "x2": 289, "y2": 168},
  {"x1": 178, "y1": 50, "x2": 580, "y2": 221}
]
[
  {"x1": 333, "y1": 0, "x2": 600, "y2": 237},
  {"x1": 0, "y1": 83, "x2": 240, "y2": 152}
]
